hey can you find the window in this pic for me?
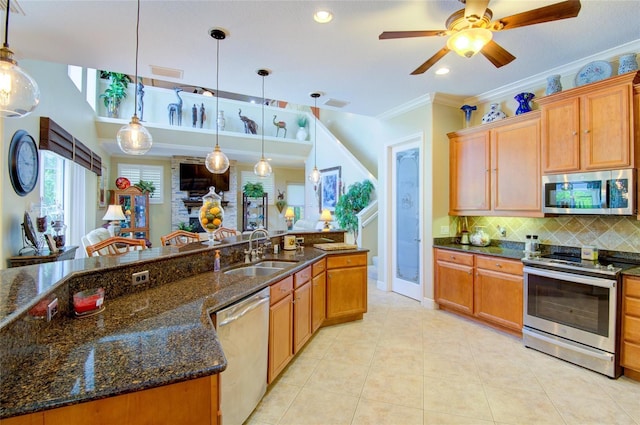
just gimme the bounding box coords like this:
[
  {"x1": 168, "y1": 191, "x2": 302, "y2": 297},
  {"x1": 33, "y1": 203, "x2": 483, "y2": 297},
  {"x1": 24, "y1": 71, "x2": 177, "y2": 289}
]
[
  {"x1": 286, "y1": 183, "x2": 305, "y2": 221},
  {"x1": 117, "y1": 164, "x2": 164, "y2": 204},
  {"x1": 67, "y1": 65, "x2": 83, "y2": 93},
  {"x1": 241, "y1": 171, "x2": 274, "y2": 205}
]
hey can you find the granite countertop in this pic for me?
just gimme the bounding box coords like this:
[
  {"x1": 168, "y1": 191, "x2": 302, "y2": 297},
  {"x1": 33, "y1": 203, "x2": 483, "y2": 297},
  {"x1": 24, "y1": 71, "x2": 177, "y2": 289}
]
[
  {"x1": 0, "y1": 247, "x2": 366, "y2": 419},
  {"x1": 433, "y1": 240, "x2": 525, "y2": 260}
]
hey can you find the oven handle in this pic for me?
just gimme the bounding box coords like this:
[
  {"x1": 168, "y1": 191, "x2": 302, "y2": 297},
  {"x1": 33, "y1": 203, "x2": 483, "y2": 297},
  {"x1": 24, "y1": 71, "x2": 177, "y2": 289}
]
[
  {"x1": 523, "y1": 328, "x2": 614, "y2": 362},
  {"x1": 523, "y1": 266, "x2": 616, "y2": 289}
]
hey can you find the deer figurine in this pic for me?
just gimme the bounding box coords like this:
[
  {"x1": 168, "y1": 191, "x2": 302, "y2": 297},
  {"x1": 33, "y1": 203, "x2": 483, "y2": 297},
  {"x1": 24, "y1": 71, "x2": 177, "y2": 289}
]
[
  {"x1": 273, "y1": 115, "x2": 287, "y2": 137},
  {"x1": 167, "y1": 88, "x2": 183, "y2": 126},
  {"x1": 238, "y1": 109, "x2": 258, "y2": 134}
]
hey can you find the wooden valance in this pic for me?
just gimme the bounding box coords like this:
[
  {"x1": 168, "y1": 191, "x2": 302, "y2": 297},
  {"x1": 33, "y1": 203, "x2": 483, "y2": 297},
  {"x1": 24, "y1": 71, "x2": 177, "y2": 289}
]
[{"x1": 39, "y1": 117, "x2": 102, "y2": 176}]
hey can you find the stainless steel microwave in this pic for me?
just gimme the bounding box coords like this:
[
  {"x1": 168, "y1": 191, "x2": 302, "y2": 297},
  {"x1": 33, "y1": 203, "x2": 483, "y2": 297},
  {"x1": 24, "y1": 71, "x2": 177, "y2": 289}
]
[{"x1": 542, "y1": 169, "x2": 635, "y2": 215}]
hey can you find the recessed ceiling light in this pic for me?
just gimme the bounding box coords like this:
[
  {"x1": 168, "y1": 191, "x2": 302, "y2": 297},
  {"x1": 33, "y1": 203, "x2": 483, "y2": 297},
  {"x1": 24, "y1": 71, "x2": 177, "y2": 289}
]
[
  {"x1": 435, "y1": 67, "x2": 450, "y2": 75},
  {"x1": 314, "y1": 9, "x2": 333, "y2": 23}
]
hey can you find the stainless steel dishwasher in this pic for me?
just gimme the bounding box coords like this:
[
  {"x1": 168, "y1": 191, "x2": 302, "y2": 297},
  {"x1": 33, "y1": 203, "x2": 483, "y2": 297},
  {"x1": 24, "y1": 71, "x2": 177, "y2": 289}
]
[{"x1": 213, "y1": 287, "x2": 270, "y2": 425}]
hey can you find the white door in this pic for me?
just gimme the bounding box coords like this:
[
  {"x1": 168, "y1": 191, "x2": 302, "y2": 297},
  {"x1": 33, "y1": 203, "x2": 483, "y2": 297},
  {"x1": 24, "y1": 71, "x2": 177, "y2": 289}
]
[{"x1": 391, "y1": 143, "x2": 422, "y2": 300}]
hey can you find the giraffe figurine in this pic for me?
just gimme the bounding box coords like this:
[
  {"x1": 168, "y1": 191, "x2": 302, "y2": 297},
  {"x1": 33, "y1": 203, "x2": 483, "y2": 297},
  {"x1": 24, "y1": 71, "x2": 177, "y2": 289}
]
[{"x1": 167, "y1": 88, "x2": 183, "y2": 126}]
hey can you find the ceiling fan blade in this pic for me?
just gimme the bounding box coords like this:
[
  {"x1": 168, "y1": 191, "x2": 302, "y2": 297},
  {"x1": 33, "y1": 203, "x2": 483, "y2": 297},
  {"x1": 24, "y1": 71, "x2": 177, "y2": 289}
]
[
  {"x1": 379, "y1": 30, "x2": 444, "y2": 40},
  {"x1": 480, "y1": 40, "x2": 516, "y2": 68},
  {"x1": 411, "y1": 47, "x2": 450, "y2": 75},
  {"x1": 494, "y1": 0, "x2": 581, "y2": 31},
  {"x1": 463, "y1": 0, "x2": 490, "y2": 23}
]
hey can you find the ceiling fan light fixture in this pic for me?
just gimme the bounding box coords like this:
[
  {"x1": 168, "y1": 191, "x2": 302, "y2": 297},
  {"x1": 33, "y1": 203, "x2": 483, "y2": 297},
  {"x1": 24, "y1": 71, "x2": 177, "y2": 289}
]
[{"x1": 447, "y1": 27, "x2": 492, "y2": 58}]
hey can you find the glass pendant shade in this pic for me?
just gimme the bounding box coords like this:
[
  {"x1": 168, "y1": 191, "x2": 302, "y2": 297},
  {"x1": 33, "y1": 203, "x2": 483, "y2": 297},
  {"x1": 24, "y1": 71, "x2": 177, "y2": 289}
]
[
  {"x1": 205, "y1": 144, "x2": 230, "y2": 173},
  {"x1": 117, "y1": 115, "x2": 153, "y2": 155},
  {"x1": 0, "y1": 47, "x2": 39, "y2": 118},
  {"x1": 447, "y1": 28, "x2": 492, "y2": 58},
  {"x1": 308, "y1": 166, "x2": 320, "y2": 184},
  {"x1": 254, "y1": 157, "x2": 272, "y2": 177}
]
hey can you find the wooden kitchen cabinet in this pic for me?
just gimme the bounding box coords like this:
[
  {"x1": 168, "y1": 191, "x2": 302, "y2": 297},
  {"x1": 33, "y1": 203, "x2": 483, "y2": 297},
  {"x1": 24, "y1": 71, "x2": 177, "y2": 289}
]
[
  {"x1": 311, "y1": 259, "x2": 327, "y2": 332},
  {"x1": 325, "y1": 252, "x2": 368, "y2": 325},
  {"x1": 293, "y1": 267, "x2": 312, "y2": 354},
  {"x1": 268, "y1": 276, "x2": 294, "y2": 384},
  {"x1": 434, "y1": 249, "x2": 474, "y2": 315},
  {"x1": 621, "y1": 276, "x2": 640, "y2": 381},
  {"x1": 539, "y1": 72, "x2": 639, "y2": 174},
  {"x1": 448, "y1": 112, "x2": 542, "y2": 217},
  {"x1": 109, "y1": 186, "x2": 150, "y2": 241}
]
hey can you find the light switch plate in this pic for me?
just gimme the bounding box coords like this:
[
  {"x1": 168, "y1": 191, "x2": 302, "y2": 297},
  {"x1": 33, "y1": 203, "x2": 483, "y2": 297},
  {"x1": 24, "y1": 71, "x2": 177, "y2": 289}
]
[{"x1": 440, "y1": 225, "x2": 449, "y2": 235}]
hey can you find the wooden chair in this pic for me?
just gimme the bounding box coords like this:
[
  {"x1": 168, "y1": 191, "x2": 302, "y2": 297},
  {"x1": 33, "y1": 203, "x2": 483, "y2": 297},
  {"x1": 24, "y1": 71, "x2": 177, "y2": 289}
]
[
  {"x1": 160, "y1": 230, "x2": 200, "y2": 246},
  {"x1": 86, "y1": 237, "x2": 147, "y2": 257},
  {"x1": 214, "y1": 227, "x2": 238, "y2": 241}
]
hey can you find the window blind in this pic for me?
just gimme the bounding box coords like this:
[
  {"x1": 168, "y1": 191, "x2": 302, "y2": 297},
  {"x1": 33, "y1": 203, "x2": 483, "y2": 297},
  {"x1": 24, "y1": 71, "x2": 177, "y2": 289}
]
[
  {"x1": 117, "y1": 164, "x2": 164, "y2": 204},
  {"x1": 39, "y1": 117, "x2": 102, "y2": 175}
]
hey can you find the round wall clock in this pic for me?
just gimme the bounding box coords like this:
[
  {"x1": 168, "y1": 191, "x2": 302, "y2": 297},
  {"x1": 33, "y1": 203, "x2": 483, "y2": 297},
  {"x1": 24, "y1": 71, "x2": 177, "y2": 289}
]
[{"x1": 8, "y1": 130, "x2": 39, "y2": 196}]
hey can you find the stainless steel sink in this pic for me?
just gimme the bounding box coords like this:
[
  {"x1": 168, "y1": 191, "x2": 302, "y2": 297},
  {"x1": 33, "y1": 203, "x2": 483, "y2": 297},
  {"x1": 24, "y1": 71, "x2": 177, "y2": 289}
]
[
  {"x1": 253, "y1": 260, "x2": 298, "y2": 268},
  {"x1": 224, "y1": 266, "x2": 283, "y2": 277}
]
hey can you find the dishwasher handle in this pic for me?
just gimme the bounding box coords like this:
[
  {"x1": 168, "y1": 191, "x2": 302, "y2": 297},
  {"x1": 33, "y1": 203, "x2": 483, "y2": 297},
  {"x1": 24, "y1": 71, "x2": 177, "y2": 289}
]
[{"x1": 216, "y1": 288, "x2": 270, "y2": 328}]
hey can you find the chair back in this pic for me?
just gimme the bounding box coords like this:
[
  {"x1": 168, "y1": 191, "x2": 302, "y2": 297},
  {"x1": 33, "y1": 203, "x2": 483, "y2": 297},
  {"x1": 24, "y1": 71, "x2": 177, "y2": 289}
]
[
  {"x1": 214, "y1": 227, "x2": 238, "y2": 241},
  {"x1": 82, "y1": 228, "x2": 111, "y2": 256},
  {"x1": 86, "y1": 237, "x2": 147, "y2": 257},
  {"x1": 160, "y1": 230, "x2": 200, "y2": 246}
]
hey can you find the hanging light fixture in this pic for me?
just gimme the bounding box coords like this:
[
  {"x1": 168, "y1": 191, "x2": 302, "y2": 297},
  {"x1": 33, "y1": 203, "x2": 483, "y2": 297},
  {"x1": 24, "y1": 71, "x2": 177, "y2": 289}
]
[
  {"x1": 117, "y1": 0, "x2": 153, "y2": 155},
  {"x1": 0, "y1": 0, "x2": 39, "y2": 118},
  {"x1": 308, "y1": 92, "x2": 321, "y2": 184},
  {"x1": 205, "y1": 28, "x2": 230, "y2": 174},
  {"x1": 254, "y1": 69, "x2": 272, "y2": 177}
]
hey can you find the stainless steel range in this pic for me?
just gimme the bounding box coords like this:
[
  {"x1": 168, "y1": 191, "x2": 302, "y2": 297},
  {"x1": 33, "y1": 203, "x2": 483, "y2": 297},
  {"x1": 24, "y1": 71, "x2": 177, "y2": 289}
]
[{"x1": 522, "y1": 253, "x2": 634, "y2": 378}]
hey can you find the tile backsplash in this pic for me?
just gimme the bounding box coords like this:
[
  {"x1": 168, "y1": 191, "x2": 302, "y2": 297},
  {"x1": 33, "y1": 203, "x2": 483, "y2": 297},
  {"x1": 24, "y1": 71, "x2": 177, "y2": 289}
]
[{"x1": 451, "y1": 216, "x2": 640, "y2": 253}]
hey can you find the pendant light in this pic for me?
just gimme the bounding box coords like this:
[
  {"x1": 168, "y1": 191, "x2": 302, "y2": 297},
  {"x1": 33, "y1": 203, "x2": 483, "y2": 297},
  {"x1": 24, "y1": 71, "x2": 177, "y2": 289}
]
[
  {"x1": 254, "y1": 69, "x2": 272, "y2": 177},
  {"x1": 205, "y1": 28, "x2": 230, "y2": 174},
  {"x1": 117, "y1": 0, "x2": 153, "y2": 155},
  {"x1": 0, "y1": 0, "x2": 39, "y2": 118},
  {"x1": 308, "y1": 92, "x2": 321, "y2": 184}
]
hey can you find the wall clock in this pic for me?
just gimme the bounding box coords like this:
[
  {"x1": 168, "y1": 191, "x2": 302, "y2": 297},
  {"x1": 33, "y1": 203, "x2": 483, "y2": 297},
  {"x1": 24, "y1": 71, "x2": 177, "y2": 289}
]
[{"x1": 8, "y1": 130, "x2": 39, "y2": 196}]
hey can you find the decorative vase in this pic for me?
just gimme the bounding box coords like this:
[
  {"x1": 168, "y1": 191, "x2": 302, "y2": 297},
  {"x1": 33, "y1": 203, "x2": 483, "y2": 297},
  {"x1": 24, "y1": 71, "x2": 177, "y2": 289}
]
[
  {"x1": 545, "y1": 75, "x2": 562, "y2": 96},
  {"x1": 296, "y1": 126, "x2": 308, "y2": 141},
  {"x1": 618, "y1": 53, "x2": 639, "y2": 75},
  {"x1": 514, "y1": 92, "x2": 535, "y2": 115},
  {"x1": 199, "y1": 187, "x2": 224, "y2": 246},
  {"x1": 469, "y1": 226, "x2": 491, "y2": 247},
  {"x1": 106, "y1": 98, "x2": 119, "y2": 118},
  {"x1": 481, "y1": 103, "x2": 506, "y2": 124},
  {"x1": 216, "y1": 110, "x2": 226, "y2": 131},
  {"x1": 460, "y1": 104, "x2": 477, "y2": 128}
]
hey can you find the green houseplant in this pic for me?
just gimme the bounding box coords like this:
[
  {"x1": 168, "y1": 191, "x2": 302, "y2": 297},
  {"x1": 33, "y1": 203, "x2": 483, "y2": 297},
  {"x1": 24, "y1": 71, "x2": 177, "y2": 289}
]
[
  {"x1": 243, "y1": 182, "x2": 264, "y2": 198},
  {"x1": 99, "y1": 71, "x2": 131, "y2": 118},
  {"x1": 134, "y1": 180, "x2": 156, "y2": 198},
  {"x1": 335, "y1": 179, "x2": 374, "y2": 242}
]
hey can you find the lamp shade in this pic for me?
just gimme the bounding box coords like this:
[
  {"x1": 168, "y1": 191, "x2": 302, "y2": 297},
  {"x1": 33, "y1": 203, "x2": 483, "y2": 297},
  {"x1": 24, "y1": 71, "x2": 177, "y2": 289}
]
[
  {"x1": 0, "y1": 48, "x2": 40, "y2": 118},
  {"x1": 205, "y1": 144, "x2": 230, "y2": 173},
  {"x1": 117, "y1": 115, "x2": 153, "y2": 155},
  {"x1": 284, "y1": 207, "x2": 295, "y2": 219},
  {"x1": 320, "y1": 209, "x2": 333, "y2": 222},
  {"x1": 447, "y1": 28, "x2": 492, "y2": 58},
  {"x1": 254, "y1": 157, "x2": 272, "y2": 177},
  {"x1": 102, "y1": 205, "x2": 126, "y2": 221}
]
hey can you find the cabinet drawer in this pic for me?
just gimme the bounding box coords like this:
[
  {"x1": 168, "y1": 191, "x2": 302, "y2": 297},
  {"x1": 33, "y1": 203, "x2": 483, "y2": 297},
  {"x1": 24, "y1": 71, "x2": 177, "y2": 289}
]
[
  {"x1": 621, "y1": 340, "x2": 640, "y2": 371},
  {"x1": 327, "y1": 253, "x2": 367, "y2": 269},
  {"x1": 435, "y1": 249, "x2": 474, "y2": 267},
  {"x1": 625, "y1": 277, "x2": 640, "y2": 298},
  {"x1": 295, "y1": 266, "x2": 312, "y2": 288},
  {"x1": 623, "y1": 314, "x2": 640, "y2": 343},
  {"x1": 625, "y1": 296, "x2": 640, "y2": 318},
  {"x1": 476, "y1": 255, "x2": 523, "y2": 276},
  {"x1": 270, "y1": 276, "x2": 293, "y2": 305},
  {"x1": 312, "y1": 258, "x2": 326, "y2": 276}
]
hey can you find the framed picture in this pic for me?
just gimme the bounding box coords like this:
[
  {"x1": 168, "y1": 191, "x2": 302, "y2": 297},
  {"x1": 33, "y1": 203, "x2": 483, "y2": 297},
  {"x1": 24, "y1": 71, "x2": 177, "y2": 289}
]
[
  {"x1": 98, "y1": 166, "x2": 108, "y2": 208},
  {"x1": 319, "y1": 166, "x2": 341, "y2": 213}
]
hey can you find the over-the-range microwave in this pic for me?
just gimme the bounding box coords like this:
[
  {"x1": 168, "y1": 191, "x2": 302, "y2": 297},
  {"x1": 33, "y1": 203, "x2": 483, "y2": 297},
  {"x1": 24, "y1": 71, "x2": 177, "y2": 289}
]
[{"x1": 542, "y1": 169, "x2": 635, "y2": 215}]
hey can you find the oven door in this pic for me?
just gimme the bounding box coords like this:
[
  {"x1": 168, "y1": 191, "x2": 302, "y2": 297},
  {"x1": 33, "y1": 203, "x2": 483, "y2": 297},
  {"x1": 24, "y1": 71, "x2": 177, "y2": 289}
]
[{"x1": 523, "y1": 266, "x2": 617, "y2": 353}]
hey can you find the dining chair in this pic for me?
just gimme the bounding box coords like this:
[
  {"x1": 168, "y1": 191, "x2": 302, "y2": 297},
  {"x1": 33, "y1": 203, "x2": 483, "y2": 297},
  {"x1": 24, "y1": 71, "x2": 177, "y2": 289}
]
[
  {"x1": 86, "y1": 237, "x2": 147, "y2": 257},
  {"x1": 214, "y1": 227, "x2": 238, "y2": 241},
  {"x1": 160, "y1": 230, "x2": 200, "y2": 246}
]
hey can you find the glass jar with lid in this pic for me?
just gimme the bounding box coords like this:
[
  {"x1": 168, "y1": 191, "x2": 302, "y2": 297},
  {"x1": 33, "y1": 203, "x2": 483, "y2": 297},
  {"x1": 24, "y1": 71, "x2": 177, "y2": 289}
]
[
  {"x1": 469, "y1": 226, "x2": 491, "y2": 247},
  {"x1": 199, "y1": 187, "x2": 224, "y2": 246}
]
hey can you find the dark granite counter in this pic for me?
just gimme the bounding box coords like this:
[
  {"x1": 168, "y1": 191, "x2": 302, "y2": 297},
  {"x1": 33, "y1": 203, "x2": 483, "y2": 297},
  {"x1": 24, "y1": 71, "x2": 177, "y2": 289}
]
[{"x1": 433, "y1": 239, "x2": 525, "y2": 260}]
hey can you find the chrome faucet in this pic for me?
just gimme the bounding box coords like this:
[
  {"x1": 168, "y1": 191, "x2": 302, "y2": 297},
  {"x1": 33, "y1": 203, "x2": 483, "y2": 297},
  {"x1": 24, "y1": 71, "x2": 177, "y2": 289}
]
[{"x1": 248, "y1": 228, "x2": 269, "y2": 258}]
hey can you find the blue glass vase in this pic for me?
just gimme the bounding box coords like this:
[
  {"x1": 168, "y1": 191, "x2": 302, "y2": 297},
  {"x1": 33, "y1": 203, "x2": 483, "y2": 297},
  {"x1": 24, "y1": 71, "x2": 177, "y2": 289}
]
[
  {"x1": 460, "y1": 104, "x2": 477, "y2": 128},
  {"x1": 515, "y1": 92, "x2": 535, "y2": 115}
]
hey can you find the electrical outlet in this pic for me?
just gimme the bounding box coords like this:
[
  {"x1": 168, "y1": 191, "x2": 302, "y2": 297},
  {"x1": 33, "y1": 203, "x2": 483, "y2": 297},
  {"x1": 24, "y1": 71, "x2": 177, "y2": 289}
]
[
  {"x1": 132, "y1": 270, "x2": 149, "y2": 285},
  {"x1": 440, "y1": 225, "x2": 449, "y2": 235},
  {"x1": 46, "y1": 298, "x2": 58, "y2": 322}
]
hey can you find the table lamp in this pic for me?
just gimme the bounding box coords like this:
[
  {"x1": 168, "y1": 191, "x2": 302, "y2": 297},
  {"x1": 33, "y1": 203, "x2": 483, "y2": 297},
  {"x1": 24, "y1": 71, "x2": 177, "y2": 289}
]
[
  {"x1": 284, "y1": 207, "x2": 295, "y2": 230},
  {"x1": 320, "y1": 209, "x2": 333, "y2": 232},
  {"x1": 103, "y1": 205, "x2": 126, "y2": 236}
]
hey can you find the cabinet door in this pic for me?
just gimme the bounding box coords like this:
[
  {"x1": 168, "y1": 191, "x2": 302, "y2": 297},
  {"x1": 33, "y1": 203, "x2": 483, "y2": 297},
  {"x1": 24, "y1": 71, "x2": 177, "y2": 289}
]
[
  {"x1": 582, "y1": 84, "x2": 632, "y2": 170},
  {"x1": 293, "y1": 282, "x2": 312, "y2": 353},
  {"x1": 311, "y1": 271, "x2": 326, "y2": 332},
  {"x1": 541, "y1": 97, "x2": 581, "y2": 173},
  {"x1": 491, "y1": 117, "x2": 542, "y2": 215},
  {"x1": 449, "y1": 131, "x2": 491, "y2": 214},
  {"x1": 326, "y1": 266, "x2": 367, "y2": 319},
  {"x1": 434, "y1": 260, "x2": 473, "y2": 315},
  {"x1": 268, "y1": 294, "x2": 293, "y2": 383},
  {"x1": 474, "y1": 268, "x2": 523, "y2": 332}
]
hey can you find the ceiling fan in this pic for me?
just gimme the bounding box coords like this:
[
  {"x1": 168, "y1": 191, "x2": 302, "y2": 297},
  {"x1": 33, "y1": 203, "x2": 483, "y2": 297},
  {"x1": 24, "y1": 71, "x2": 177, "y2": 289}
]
[{"x1": 379, "y1": 0, "x2": 582, "y2": 75}]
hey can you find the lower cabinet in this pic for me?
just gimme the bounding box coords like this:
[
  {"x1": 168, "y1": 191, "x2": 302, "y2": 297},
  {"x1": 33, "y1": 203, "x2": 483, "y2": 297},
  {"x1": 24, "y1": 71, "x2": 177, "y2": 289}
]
[
  {"x1": 268, "y1": 276, "x2": 294, "y2": 384},
  {"x1": 326, "y1": 253, "x2": 368, "y2": 324},
  {"x1": 293, "y1": 266, "x2": 312, "y2": 354},
  {"x1": 621, "y1": 276, "x2": 640, "y2": 379},
  {"x1": 311, "y1": 259, "x2": 327, "y2": 333},
  {"x1": 4, "y1": 375, "x2": 220, "y2": 425},
  {"x1": 434, "y1": 248, "x2": 523, "y2": 334}
]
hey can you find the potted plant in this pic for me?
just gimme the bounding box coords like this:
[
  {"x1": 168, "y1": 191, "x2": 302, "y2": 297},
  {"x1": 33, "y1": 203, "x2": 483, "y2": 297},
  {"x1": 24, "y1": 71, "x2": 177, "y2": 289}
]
[
  {"x1": 243, "y1": 182, "x2": 264, "y2": 198},
  {"x1": 296, "y1": 115, "x2": 308, "y2": 141},
  {"x1": 178, "y1": 222, "x2": 196, "y2": 232},
  {"x1": 99, "y1": 71, "x2": 131, "y2": 118},
  {"x1": 134, "y1": 180, "x2": 156, "y2": 198},
  {"x1": 334, "y1": 179, "x2": 374, "y2": 242}
]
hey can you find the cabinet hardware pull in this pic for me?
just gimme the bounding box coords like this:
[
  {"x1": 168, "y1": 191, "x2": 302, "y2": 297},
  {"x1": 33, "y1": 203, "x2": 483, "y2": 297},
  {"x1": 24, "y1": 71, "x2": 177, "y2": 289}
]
[
  {"x1": 584, "y1": 129, "x2": 590, "y2": 134},
  {"x1": 496, "y1": 263, "x2": 502, "y2": 268},
  {"x1": 573, "y1": 131, "x2": 578, "y2": 136}
]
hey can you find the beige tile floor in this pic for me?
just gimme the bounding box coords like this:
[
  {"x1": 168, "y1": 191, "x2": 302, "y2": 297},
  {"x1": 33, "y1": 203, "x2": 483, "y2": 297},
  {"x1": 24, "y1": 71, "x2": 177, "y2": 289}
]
[{"x1": 246, "y1": 281, "x2": 640, "y2": 425}]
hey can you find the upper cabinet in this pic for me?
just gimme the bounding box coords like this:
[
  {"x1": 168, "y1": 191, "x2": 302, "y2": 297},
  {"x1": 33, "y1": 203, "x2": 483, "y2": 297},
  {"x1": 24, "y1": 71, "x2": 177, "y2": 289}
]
[
  {"x1": 448, "y1": 112, "x2": 542, "y2": 217},
  {"x1": 538, "y1": 71, "x2": 640, "y2": 174}
]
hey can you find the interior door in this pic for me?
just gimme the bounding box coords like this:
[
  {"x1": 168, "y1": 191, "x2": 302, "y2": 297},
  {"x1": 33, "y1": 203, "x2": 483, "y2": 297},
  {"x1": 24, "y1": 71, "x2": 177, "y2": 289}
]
[{"x1": 391, "y1": 144, "x2": 422, "y2": 300}]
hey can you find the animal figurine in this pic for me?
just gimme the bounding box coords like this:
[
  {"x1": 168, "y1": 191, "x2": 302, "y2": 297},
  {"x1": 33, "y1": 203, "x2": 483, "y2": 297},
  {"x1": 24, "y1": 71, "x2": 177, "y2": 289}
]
[
  {"x1": 167, "y1": 88, "x2": 183, "y2": 126},
  {"x1": 273, "y1": 115, "x2": 287, "y2": 137},
  {"x1": 238, "y1": 109, "x2": 257, "y2": 134},
  {"x1": 192, "y1": 104, "x2": 197, "y2": 127},
  {"x1": 136, "y1": 82, "x2": 145, "y2": 121},
  {"x1": 277, "y1": 190, "x2": 285, "y2": 200},
  {"x1": 200, "y1": 103, "x2": 206, "y2": 128}
]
